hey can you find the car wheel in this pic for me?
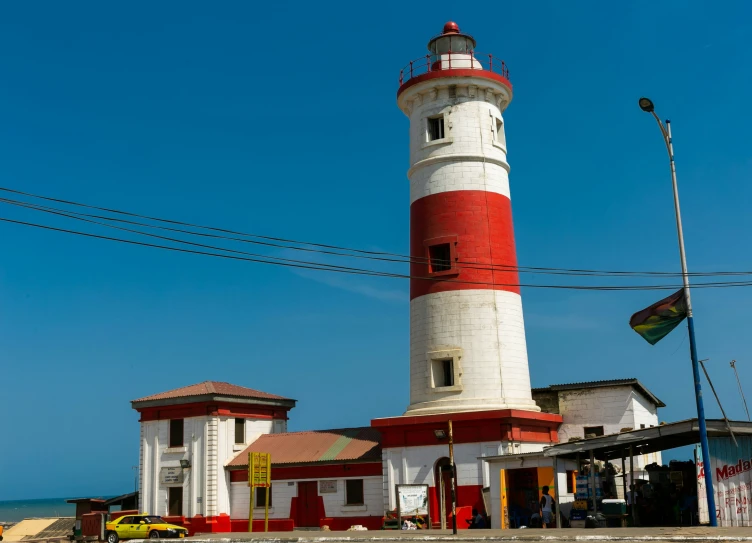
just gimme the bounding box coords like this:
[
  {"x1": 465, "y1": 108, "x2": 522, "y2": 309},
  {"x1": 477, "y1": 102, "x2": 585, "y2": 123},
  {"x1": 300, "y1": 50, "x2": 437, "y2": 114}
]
[
  {"x1": 149, "y1": 531, "x2": 160, "y2": 539},
  {"x1": 106, "y1": 532, "x2": 119, "y2": 543}
]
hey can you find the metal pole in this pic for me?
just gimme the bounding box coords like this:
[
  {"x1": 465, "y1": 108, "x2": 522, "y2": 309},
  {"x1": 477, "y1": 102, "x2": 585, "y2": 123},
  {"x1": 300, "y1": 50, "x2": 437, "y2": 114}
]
[
  {"x1": 590, "y1": 450, "x2": 597, "y2": 515},
  {"x1": 448, "y1": 420, "x2": 457, "y2": 535},
  {"x1": 699, "y1": 359, "x2": 737, "y2": 446},
  {"x1": 629, "y1": 446, "x2": 636, "y2": 526},
  {"x1": 552, "y1": 456, "x2": 561, "y2": 529},
  {"x1": 648, "y1": 111, "x2": 718, "y2": 526},
  {"x1": 621, "y1": 454, "x2": 627, "y2": 501},
  {"x1": 730, "y1": 360, "x2": 751, "y2": 421}
]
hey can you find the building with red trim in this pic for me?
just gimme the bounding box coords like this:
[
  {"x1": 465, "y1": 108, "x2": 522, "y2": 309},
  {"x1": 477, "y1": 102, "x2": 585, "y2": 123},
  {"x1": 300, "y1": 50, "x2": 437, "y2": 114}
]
[{"x1": 131, "y1": 23, "x2": 665, "y2": 533}]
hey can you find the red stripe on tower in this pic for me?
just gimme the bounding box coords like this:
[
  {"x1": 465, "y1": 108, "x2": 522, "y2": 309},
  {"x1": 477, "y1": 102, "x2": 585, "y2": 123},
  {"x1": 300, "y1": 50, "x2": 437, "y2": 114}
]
[{"x1": 410, "y1": 190, "x2": 520, "y2": 300}]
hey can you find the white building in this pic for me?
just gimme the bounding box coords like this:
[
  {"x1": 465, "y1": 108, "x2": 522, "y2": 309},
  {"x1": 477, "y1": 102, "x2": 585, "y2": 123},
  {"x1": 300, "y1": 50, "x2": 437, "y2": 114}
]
[
  {"x1": 133, "y1": 381, "x2": 294, "y2": 532},
  {"x1": 532, "y1": 379, "x2": 664, "y2": 473}
]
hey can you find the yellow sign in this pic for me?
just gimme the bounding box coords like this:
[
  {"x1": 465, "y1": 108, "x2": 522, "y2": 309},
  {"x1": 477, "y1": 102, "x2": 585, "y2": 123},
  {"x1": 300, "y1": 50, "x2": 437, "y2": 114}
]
[
  {"x1": 248, "y1": 452, "x2": 271, "y2": 533},
  {"x1": 249, "y1": 452, "x2": 271, "y2": 487}
]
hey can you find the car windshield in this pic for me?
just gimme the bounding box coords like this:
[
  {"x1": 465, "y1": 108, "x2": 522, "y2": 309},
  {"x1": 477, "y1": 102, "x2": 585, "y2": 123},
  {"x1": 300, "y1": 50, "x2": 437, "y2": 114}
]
[{"x1": 142, "y1": 516, "x2": 165, "y2": 524}]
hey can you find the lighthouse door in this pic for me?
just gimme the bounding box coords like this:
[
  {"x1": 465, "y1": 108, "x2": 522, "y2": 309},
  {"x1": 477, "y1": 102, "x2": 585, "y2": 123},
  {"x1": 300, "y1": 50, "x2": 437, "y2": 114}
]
[{"x1": 296, "y1": 481, "x2": 320, "y2": 527}]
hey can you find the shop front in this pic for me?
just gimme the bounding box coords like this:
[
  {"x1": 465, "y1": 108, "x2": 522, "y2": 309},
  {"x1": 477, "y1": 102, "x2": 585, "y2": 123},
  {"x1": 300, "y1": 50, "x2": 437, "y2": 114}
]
[
  {"x1": 484, "y1": 453, "x2": 577, "y2": 529},
  {"x1": 542, "y1": 418, "x2": 752, "y2": 529}
]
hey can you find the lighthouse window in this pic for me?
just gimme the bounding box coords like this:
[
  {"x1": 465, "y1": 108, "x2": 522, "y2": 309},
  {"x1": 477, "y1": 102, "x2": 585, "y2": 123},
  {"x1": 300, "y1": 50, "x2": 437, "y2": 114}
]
[
  {"x1": 493, "y1": 117, "x2": 506, "y2": 147},
  {"x1": 427, "y1": 116, "x2": 445, "y2": 141},
  {"x1": 432, "y1": 358, "x2": 456, "y2": 388},
  {"x1": 429, "y1": 243, "x2": 452, "y2": 272},
  {"x1": 441, "y1": 359, "x2": 454, "y2": 387}
]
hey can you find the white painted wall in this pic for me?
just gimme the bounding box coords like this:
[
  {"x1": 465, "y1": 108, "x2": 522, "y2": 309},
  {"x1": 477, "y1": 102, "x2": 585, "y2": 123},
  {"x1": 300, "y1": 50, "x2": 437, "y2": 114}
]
[
  {"x1": 381, "y1": 441, "x2": 546, "y2": 512},
  {"x1": 139, "y1": 417, "x2": 207, "y2": 517},
  {"x1": 229, "y1": 477, "x2": 382, "y2": 520},
  {"x1": 409, "y1": 290, "x2": 539, "y2": 414},
  {"x1": 140, "y1": 414, "x2": 286, "y2": 519},
  {"x1": 556, "y1": 386, "x2": 661, "y2": 470}
]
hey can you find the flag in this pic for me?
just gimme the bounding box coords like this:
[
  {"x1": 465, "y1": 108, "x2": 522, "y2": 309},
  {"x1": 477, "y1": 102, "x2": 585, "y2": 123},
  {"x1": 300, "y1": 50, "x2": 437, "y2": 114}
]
[{"x1": 629, "y1": 288, "x2": 688, "y2": 345}]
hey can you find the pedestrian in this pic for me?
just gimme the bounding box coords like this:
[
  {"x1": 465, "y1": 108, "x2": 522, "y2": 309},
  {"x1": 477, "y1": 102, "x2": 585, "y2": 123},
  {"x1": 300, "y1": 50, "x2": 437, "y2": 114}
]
[
  {"x1": 465, "y1": 508, "x2": 486, "y2": 529},
  {"x1": 540, "y1": 486, "x2": 556, "y2": 528}
]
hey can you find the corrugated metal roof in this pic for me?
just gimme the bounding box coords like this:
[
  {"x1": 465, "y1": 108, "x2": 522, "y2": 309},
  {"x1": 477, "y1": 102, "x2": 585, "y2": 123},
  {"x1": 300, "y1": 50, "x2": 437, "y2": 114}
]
[
  {"x1": 532, "y1": 378, "x2": 665, "y2": 408},
  {"x1": 227, "y1": 427, "x2": 381, "y2": 467},
  {"x1": 132, "y1": 381, "x2": 291, "y2": 403}
]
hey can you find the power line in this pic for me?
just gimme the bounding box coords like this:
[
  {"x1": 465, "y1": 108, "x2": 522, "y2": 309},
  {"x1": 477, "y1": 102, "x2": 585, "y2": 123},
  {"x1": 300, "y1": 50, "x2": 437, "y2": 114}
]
[
  {"x1": 5, "y1": 214, "x2": 752, "y2": 291},
  {"x1": 3, "y1": 185, "x2": 750, "y2": 279}
]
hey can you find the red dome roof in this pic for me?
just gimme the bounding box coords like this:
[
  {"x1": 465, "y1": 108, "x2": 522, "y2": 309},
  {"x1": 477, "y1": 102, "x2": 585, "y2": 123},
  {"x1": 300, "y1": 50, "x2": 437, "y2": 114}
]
[{"x1": 442, "y1": 21, "x2": 460, "y2": 34}]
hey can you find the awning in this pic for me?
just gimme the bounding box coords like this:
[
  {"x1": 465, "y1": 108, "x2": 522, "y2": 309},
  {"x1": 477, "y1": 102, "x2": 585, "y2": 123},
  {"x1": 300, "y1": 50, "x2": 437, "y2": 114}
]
[{"x1": 542, "y1": 419, "x2": 752, "y2": 461}]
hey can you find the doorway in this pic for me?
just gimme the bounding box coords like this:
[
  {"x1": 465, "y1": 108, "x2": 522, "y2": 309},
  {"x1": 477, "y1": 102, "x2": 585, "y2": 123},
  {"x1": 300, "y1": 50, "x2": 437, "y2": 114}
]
[
  {"x1": 168, "y1": 487, "x2": 183, "y2": 517},
  {"x1": 295, "y1": 481, "x2": 320, "y2": 527},
  {"x1": 434, "y1": 457, "x2": 454, "y2": 529}
]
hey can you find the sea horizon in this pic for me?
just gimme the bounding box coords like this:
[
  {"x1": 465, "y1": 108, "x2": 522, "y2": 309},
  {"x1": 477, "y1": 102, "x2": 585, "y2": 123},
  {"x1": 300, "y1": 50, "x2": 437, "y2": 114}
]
[{"x1": 0, "y1": 496, "x2": 113, "y2": 524}]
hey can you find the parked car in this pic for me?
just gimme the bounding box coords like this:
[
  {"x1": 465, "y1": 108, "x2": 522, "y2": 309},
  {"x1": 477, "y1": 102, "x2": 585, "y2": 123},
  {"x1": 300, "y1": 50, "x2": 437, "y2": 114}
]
[{"x1": 105, "y1": 515, "x2": 187, "y2": 543}]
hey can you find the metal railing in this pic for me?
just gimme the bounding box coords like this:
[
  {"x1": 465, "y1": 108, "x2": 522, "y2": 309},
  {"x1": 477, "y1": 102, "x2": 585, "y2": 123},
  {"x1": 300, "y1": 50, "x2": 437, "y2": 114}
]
[{"x1": 399, "y1": 51, "x2": 510, "y2": 86}]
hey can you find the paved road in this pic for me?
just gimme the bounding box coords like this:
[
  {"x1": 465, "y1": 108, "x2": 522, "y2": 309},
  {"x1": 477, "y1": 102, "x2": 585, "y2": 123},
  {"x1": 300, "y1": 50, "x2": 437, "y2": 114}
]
[{"x1": 180, "y1": 526, "x2": 752, "y2": 542}]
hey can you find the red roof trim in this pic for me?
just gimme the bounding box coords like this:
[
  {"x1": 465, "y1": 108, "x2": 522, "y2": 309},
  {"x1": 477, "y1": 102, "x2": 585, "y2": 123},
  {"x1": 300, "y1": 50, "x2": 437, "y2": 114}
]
[
  {"x1": 397, "y1": 69, "x2": 512, "y2": 98},
  {"x1": 371, "y1": 409, "x2": 562, "y2": 427}
]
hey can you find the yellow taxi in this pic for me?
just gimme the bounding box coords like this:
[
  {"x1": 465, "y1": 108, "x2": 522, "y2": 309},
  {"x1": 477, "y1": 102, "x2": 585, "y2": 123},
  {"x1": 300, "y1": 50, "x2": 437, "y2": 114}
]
[{"x1": 105, "y1": 514, "x2": 187, "y2": 542}]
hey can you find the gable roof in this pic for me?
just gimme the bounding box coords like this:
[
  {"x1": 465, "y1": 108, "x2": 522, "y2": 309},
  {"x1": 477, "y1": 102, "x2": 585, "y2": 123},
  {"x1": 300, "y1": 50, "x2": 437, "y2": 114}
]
[
  {"x1": 132, "y1": 381, "x2": 295, "y2": 409},
  {"x1": 532, "y1": 378, "x2": 665, "y2": 408},
  {"x1": 226, "y1": 427, "x2": 381, "y2": 468}
]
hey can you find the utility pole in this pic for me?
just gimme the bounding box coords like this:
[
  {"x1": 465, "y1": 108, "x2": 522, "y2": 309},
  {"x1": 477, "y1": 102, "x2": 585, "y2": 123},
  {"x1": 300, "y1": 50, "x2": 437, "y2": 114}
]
[
  {"x1": 730, "y1": 360, "x2": 751, "y2": 421},
  {"x1": 638, "y1": 97, "x2": 717, "y2": 526},
  {"x1": 448, "y1": 421, "x2": 457, "y2": 535}
]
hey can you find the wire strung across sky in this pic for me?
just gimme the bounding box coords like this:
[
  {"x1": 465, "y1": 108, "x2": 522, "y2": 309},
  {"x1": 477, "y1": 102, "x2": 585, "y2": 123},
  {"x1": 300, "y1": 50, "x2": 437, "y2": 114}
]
[{"x1": 2, "y1": 186, "x2": 752, "y2": 291}]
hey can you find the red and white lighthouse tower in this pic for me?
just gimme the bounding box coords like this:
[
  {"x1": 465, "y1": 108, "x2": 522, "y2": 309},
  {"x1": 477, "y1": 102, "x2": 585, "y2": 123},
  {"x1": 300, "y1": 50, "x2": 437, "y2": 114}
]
[{"x1": 398, "y1": 22, "x2": 539, "y2": 415}]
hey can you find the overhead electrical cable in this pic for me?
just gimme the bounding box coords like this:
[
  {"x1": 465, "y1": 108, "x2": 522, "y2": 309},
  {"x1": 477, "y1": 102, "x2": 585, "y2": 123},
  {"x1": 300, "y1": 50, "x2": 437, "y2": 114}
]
[
  {"x1": 1, "y1": 186, "x2": 749, "y2": 279},
  {"x1": 4, "y1": 214, "x2": 752, "y2": 291}
]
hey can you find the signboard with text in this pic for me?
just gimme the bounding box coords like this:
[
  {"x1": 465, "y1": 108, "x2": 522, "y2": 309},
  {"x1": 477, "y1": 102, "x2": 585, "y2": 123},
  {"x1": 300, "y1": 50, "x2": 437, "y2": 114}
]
[
  {"x1": 319, "y1": 480, "x2": 337, "y2": 493},
  {"x1": 160, "y1": 467, "x2": 183, "y2": 484},
  {"x1": 396, "y1": 484, "x2": 430, "y2": 523},
  {"x1": 697, "y1": 437, "x2": 752, "y2": 526}
]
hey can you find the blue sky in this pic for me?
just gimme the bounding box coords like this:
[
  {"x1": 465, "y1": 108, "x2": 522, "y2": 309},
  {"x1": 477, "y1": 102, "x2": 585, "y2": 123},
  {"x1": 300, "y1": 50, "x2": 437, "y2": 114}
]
[{"x1": 1, "y1": 1, "x2": 751, "y2": 500}]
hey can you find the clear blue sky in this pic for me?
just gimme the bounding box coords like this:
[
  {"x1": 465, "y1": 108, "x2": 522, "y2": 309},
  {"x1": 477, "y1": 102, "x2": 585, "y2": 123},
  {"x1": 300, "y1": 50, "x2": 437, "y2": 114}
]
[{"x1": 1, "y1": 1, "x2": 750, "y2": 500}]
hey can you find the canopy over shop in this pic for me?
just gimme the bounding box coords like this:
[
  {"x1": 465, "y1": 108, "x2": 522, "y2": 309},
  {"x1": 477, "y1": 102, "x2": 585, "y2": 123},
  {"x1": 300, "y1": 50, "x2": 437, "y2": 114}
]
[{"x1": 542, "y1": 419, "x2": 752, "y2": 528}]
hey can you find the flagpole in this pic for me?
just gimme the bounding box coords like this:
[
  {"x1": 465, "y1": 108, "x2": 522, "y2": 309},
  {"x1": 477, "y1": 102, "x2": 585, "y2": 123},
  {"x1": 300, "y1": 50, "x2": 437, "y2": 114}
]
[{"x1": 638, "y1": 97, "x2": 717, "y2": 527}]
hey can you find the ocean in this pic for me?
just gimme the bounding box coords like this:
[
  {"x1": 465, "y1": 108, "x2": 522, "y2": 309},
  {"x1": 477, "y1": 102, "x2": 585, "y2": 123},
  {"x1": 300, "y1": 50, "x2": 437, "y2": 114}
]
[{"x1": 0, "y1": 498, "x2": 78, "y2": 523}]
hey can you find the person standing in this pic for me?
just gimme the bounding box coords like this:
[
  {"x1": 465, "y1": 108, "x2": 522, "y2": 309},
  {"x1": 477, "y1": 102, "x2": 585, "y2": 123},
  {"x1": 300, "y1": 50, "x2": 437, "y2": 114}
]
[{"x1": 540, "y1": 486, "x2": 556, "y2": 528}]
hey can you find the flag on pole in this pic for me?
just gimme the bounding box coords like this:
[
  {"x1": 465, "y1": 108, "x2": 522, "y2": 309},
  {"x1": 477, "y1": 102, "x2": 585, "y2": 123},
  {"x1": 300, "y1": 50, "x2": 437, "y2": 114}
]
[{"x1": 629, "y1": 288, "x2": 688, "y2": 345}]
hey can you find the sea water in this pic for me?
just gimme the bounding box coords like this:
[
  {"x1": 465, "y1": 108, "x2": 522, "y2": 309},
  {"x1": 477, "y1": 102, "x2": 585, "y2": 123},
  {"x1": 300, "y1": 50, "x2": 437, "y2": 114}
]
[{"x1": 0, "y1": 498, "x2": 77, "y2": 523}]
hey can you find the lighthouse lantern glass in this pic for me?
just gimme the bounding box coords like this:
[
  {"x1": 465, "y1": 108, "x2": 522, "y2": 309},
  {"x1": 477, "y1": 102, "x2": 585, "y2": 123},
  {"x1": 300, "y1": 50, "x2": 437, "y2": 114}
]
[{"x1": 430, "y1": 35, "x2": 472, "y2": 58}]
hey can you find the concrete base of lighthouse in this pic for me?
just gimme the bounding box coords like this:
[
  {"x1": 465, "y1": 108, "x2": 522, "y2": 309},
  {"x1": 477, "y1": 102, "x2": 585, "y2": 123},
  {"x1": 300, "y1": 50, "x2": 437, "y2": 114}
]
[{"x1": 371, "y1": 408, "x2": 562, "y2": 528}]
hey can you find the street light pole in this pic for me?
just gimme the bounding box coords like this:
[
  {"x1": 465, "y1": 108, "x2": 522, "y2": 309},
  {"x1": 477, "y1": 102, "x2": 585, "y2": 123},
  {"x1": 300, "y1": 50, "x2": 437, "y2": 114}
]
[{"x1": 638, "y1": 97, "x2": 717, "y2": 527}]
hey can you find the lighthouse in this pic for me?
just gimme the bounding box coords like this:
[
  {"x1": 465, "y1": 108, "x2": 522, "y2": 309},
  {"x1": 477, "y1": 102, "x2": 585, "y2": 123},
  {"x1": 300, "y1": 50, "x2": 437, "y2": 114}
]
[{"x1": 398, "y1": 22, "x2": 539, "y2": 415}]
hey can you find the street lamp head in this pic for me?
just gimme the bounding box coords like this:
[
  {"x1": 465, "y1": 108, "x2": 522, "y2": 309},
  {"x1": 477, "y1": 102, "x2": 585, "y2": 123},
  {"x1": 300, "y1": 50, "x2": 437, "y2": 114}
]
[{"x1": 639, "y1": 97, "x2": 655, "y2": 113}]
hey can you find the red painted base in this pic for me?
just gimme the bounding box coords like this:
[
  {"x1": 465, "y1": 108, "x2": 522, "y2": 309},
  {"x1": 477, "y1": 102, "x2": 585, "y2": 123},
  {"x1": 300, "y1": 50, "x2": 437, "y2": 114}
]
[
  {"x1": 372, "y1": 408, "x2": 562, "y2": 447},
  {"x1": 162, "y1": 514, "x2": 382, "y2": 534}
]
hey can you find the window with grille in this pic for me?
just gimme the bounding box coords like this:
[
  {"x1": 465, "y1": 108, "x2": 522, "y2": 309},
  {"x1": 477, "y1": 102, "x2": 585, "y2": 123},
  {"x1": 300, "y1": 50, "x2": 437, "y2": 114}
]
[
  {"x1": 345, "y1": 479, "x2": 364, "y2": 505},
  {"x1": 427, "y1": 116, "x2": 445, "y2": 141},
  {"x1": 428, "y1": 243, "x2": 452, "y2": 273},
  {"x1": 169, "y1": 419, "x2": 184, "y2": 447}
]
